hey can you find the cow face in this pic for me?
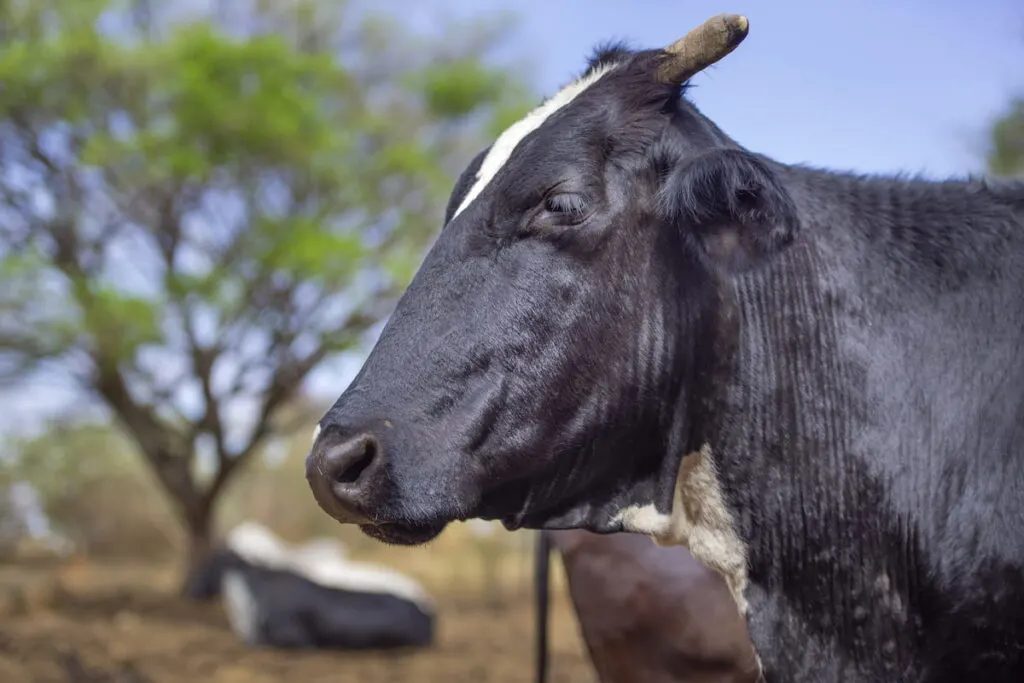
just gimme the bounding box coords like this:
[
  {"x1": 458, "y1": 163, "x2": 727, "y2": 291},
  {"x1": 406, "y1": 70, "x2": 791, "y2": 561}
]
[{"x1": 306, "y1": 16, "x2": 799, "y2": 546}]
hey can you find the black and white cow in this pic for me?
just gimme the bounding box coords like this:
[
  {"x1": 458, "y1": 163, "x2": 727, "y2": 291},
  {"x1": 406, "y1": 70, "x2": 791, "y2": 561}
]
[
  {"x1": 186, "y1": 522, "x2": 436, "y2": 650},
  {"x1": 305, "y1": 13, "x2": 1024, "y2": 683}
]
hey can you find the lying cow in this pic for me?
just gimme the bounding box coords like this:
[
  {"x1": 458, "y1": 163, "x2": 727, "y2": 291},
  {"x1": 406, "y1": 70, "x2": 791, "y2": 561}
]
[
  {"x1": 185, "y1": 522, "x2": 435, "y2": 650},
  {"x1": 535, "y1": 530, "x2": 760, "y2": 683},
  {"x1": 305, "y1": 12, "x2": 1024, "y2": 683}
]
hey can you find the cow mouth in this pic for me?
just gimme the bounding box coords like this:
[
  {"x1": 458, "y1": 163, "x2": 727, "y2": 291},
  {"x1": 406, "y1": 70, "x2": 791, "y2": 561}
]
[{"x1": 359, "y1": 520, "x2": 447, "y2": 546}]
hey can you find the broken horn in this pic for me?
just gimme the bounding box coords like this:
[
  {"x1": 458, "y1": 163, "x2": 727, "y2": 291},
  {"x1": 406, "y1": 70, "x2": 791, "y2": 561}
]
[{"x1": 657, "y1": 14, "x2": 749, "y2": 84}]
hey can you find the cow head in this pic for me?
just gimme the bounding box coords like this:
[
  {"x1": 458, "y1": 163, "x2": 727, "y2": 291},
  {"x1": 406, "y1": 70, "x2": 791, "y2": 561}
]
[{"x1": 306, "y1": 15, "x2": 799, "y2": 546}]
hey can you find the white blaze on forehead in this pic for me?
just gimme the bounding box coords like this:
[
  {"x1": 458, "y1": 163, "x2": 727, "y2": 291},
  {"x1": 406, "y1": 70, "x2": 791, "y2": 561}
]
[
  {"x1": 451, "y1": 61, "x2": 620, "y2": 221},
  {"x1": 611, "y1": 443, "x2": 751, "y2": 616},
  {"x1": 225, "y1": 521, "x2": 434, "y2": 611},
  {"x1": 311, "y1": 423, "x2": 321, "y2": 444}
]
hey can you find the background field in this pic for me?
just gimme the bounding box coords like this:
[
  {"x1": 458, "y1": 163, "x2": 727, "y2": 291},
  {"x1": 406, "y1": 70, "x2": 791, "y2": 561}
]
[{"x1": 1, "y1": 519, "x2": 597, "y2": 683}]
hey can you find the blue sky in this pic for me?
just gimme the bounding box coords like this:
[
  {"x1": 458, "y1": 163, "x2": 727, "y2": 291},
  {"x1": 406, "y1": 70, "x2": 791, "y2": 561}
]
[
  {"x1": 418, "y1": 0, "x2": 1024, "y2": 177},
  {"x1": 3, "y1": 0, "x2": 1023, "y2": 440}
]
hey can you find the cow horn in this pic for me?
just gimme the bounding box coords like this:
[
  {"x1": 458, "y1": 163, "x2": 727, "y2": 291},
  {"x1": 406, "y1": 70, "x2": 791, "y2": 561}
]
[{"x1": 657, "y1": 13, "x2": 749, "y2": 84}]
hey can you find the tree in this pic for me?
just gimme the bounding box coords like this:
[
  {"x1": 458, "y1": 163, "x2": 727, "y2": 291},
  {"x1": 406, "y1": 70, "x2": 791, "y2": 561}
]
[
  {"x1": 0, "y1": 479, "x2": 29, "y2": 559},
  {"x1": 0, "y1": 419, "x2": 179, "y2": 559},
  {"x1": 0, "y1": 0, "x2": 533, "y2": 585},
  {"x1": 987, "y1": 97, "x2": 1024, "y2": 176}
]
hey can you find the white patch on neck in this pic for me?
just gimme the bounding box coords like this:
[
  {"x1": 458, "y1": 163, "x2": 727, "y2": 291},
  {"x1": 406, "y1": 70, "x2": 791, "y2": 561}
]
[
  {"x1": 221, "y1": 569, "x2": 260, "y2": 645},
  {"x1": 611, "y1": 444, "x2": 751, "y2": 616},
  {"x1": 451, "y1": 61, "x2": 620, "y2": 220},
  {"x1": 224, "y1": 522, "x2": 434, "y2": 611},
  {"x1": 311, "y1": 423, "x2": 321, "y2": 444}
]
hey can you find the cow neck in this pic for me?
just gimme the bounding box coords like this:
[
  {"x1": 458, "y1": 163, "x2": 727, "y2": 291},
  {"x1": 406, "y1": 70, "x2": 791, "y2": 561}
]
[
  {"x1": 690, "y1": 231, "x2": 908, "y2": 668},
  {"x1": 689, "y1": 237, "x2": 852, "y2": 584},
  {"x1": 691, "y1": 181, "x2": 968, "y2": 679}
]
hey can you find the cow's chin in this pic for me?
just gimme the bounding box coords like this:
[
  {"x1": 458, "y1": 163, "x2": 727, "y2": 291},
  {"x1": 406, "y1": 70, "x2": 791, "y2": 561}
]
[
  {"x1": 352, "y1": 460, "x2": 674, "y2": 546},
  {"x1": 500, "y1": 503, "x2": 636, "y2": 535},
  {"x1": 493, "y1": 477, "x2": 671, "y2": 537},
  {"x1": 358, "y1": 520, "x2": 447, "y2": 546}
]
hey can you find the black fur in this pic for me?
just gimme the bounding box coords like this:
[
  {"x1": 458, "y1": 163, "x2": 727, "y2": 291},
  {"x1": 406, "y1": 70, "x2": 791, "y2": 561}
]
[
  {"x1": 309, "y1": 39, "x2": 1024, "y2": 683},
  {"x1": 659, "y1": 148, "x2": 800, "y2": 273},
  {"x1": 585, "y1": 41, "x2": 635, "y2": 75}
]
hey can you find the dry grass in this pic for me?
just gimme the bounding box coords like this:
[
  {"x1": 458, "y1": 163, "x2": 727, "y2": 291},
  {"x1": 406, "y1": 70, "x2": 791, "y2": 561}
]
[
  {"x1": 2, "y1": 417, "x2": 596, "y2": 682},
  {"x1": 0, "y1": 529, "x2": 594, "y2": 683}
]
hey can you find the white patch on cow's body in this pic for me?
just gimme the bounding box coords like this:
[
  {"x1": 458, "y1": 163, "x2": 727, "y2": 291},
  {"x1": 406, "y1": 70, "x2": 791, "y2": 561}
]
[
  {"x1": 451, "y1": 61, "x2": 620, "y2": 220},
  {"x1": 311, "y1": 423, "x2": 321, "y2": 444},
  {"x1": 294, "y1": 537, "x2": 349, "y2": 563},
  {"x1": 222, "y1": 569, "x2": 260, "y2": 645},
  {"x1": 225, "y1": 522, "x2": 434, "y2": 611},
  {"x1": 611, "y1": 444, "x2": 751, "y2": 616}
]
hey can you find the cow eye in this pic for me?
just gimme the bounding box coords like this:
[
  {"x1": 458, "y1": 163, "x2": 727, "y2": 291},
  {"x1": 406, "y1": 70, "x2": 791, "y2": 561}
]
[{"x1": 543, "y1": 192, "x2": 589, "y2": 222}]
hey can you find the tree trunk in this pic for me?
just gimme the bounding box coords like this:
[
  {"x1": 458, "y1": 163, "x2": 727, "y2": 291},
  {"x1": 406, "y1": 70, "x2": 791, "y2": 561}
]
[{"x1": 180, "y1": 507, "x2": 215, "y2": 598}]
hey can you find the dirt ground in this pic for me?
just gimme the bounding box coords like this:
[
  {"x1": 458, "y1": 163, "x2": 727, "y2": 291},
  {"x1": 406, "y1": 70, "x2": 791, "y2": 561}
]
[{"x1": 0, "y1": 557, "x2": 597, "y2": 683}]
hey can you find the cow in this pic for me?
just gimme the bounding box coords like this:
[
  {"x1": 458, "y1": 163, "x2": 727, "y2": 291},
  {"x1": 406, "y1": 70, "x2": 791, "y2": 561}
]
[
  {"x1": 185, "y1": 522, "x2": 436, "y2": 650},
  {"x1": 534, "y1": 529, "x2": 760, "y2": 683},
  {"x1": 304, "y1": 12, "x2": 1024, "y2": 683}
]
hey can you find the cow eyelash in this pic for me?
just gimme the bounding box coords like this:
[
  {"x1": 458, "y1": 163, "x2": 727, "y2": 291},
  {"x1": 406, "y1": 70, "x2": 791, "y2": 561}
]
[{"x1": 543, "y1": 192, "x2": 589, "y2": 219}]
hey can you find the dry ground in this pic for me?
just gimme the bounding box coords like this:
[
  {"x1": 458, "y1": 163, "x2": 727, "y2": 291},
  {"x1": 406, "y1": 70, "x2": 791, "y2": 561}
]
[{"x1": 0, "y1": 545, "x2": 597, "y2": 683}]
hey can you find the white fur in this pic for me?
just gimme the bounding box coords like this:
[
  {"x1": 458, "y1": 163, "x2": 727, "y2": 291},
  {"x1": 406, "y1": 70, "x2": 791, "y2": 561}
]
[
  {"x1": 224, "y1": 521, "x2": 434, "y2": 611},
  {"x1": 294, "y1": 537, "x2": 349, "y2": 563},
  {"x1": 451, "y1": 61, "x2": 620, "y2": 220},
  {"x1": 222, "y1": 569, "x2": 260, "y2": 645},
  {"x1": 311, "y1": 423, "x2": 321, "y2": 444},
  {"x1": 611, "y1": 444, "x2": 751, "y2": 616}
]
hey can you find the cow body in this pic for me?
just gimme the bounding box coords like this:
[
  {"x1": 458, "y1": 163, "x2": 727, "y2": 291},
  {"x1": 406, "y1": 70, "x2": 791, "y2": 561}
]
[
  {"x1": 680, "y1": 171, "x2": 1024, "y2": 683},
  {"x1": 304, "y1": 14, "x2": 1024, "y2": 682},
  {"x1": 547, "y1": 530, "x2": 759, "y2": 683},
  {"x1": 187, "y1": 523, "x2": 435, "y2": 650}
]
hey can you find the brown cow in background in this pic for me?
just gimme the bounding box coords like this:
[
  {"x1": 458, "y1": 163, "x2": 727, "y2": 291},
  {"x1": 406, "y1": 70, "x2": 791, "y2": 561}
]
[{"x1": 535, "y1": 530, "x2": 760, "y2": 683}]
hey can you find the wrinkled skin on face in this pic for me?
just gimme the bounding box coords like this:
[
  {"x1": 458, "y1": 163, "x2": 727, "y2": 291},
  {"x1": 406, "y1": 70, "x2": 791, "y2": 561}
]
[{"x1": 305, "y1": 45, "x2": 797, "y2": 546}]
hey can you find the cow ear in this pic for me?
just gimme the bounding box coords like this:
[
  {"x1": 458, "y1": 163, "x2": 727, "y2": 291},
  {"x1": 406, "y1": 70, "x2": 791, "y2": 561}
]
[{"x1": 659, "y1": 148, "x2": 799, "y2": 274}]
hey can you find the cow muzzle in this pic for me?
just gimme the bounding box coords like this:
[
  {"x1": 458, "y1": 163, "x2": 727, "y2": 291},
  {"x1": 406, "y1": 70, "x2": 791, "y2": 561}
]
[
  {"x1": 306, "y1": 427, "x2": 383, "y2": 526},
  {"x1": 305, "y1": 420, "x2": 449, "y2": 546}
]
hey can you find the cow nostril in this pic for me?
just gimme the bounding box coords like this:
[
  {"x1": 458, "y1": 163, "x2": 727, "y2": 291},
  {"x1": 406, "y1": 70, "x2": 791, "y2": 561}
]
[
  {"x1": 335, "y1": 439, "x2": 375, "y2": 484},
  {"x1": 307, "y1": 430, "x2": 387, "y2": 524},
  {"x1": 326, "y1": 434, "x2": 380, "y2": 486}
]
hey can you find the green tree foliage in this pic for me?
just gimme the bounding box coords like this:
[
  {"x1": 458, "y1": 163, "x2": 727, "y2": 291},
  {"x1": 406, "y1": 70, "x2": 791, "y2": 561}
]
[
  {"x1": 0, "y1": 0, "x2": 533, "y2": 581},
  {"x1": 987, "y1": 97, "x2": 1024, "y2": 176},
  {"x1": 1, "y1": 420, "x2": 180, "y2": 559}
]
